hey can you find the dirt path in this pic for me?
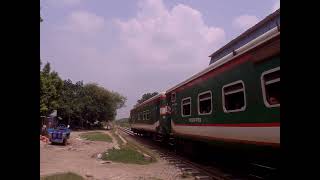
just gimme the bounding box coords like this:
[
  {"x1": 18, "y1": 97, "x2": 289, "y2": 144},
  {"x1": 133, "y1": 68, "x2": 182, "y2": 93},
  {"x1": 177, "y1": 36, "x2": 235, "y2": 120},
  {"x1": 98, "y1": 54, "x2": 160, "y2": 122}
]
[{"x1": 40, "y1": 130, "x2": 184, "y2": 180}]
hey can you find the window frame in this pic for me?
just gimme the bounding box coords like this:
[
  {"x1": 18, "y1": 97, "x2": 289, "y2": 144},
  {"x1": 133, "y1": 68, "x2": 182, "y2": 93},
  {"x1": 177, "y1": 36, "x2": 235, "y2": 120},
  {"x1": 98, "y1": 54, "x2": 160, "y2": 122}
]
[
  {"x1": 197, "y1": 90, "x2": 213, "y2": 115},
  {"x1": 143, "y1": 111, "x2": 146, "y2": 120},
  {"x1": 181, "y1": 97, "x2": 192, "y2": 117},
  {"x1": 145, "y1": 110, "x2": 150, "y2": 120},
  {"x1": 171, "y1": 92, "x2": 176, "y2": 103},
  {"x1": 261, "y1": 66, "x2": 280, "y2": 108},
  {"x1": 222, "y1": 80, "x2": 247, "y2": 113}
]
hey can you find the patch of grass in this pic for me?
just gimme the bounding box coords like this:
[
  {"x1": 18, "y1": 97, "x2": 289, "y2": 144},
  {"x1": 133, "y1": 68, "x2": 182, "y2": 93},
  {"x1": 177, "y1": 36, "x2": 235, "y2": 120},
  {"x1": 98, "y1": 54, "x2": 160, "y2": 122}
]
[
  {"x1": 101, "y1": 129, "x2": 157, "y2": 165},
  {"x1": 125, "y1": 137, "x2": 158, "y2": 160},
  {"x1": 41, "y1": 172, "x2": 84, "y2": 180},
  {"x1": 102, "y1": 145, "x2": 155, "y2": 165},
  {"x1": 80, "y1": 132, "x2": 112, "y2": 142},
  {"x1": 117, "y1": 129, "x2": 158, "y2": 160}
]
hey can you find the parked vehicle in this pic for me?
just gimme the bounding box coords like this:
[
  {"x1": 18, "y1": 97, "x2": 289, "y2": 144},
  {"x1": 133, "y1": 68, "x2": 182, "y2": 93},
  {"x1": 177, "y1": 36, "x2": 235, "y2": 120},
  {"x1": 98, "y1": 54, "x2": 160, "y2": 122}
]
[{"x1": 48, "y1": 124, "x2": 71, "y2": 145}]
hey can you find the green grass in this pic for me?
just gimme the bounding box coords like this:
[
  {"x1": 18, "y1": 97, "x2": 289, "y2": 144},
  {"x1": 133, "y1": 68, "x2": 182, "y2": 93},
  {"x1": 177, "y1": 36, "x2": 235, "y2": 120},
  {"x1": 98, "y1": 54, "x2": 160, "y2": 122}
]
[
  {"x1": 102, "y1": 145, "x2": 155, "y2": 165},
  {"x1": 80, "y1": 132, "x2": 112, "y2": 142},
  {"x1": 125, "y1": 136, "x2": 158, "y2": 160},
  {"x1": 101, "y1": 128, "x2": 157, "y2": 165},
  {"x1": 41, "y1": 172, "x2": 84, "y2": 180}
]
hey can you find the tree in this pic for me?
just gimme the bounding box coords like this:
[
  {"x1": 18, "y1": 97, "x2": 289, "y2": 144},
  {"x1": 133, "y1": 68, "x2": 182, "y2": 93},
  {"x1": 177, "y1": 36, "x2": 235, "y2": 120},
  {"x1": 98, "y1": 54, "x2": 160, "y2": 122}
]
[
  {"x1": 57, "y1": 81, "x2": 127, "y2": 129},
  {"x1": 39, "y1": 61, "x2": 127, "y2": 129},
  {"x1": 40, "y1": 63, "x2": 63, "y2": 116},
  {"x1": 82, "y1": 83, "x2": 126, "y2": 123},
  {"x1": 136, "y1": 92, "x2": 159, "y2": 105},
  {"x1": 57, "y1": 79, "x2": 84, "y2": 126}
]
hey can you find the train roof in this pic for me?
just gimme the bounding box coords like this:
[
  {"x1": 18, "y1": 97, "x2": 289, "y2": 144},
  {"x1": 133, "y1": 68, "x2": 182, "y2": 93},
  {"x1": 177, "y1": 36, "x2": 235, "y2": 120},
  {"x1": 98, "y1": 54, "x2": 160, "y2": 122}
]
[
  {"x1": 209, "y1": 9, "x2": 280, "y2": 64},
  {"x1": 133, "y1": 92, "x2": 166, "y2": 109},
  {"x1": 166, "y1": 25, "x2": 280, "y2": 94}
]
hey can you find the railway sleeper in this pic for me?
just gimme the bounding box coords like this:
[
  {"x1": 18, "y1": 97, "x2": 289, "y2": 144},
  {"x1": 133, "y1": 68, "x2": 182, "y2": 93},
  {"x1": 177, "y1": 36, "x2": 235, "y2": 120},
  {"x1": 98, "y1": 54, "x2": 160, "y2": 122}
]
[
  {"x1": 248, "y1": 163, "x2": 277, "y2": 179},
  {"x1": 186, "y1": 170, "x2": 202, "y2": 176},
  {"x1": 168, "y1": 159, "x2": 181, "y2": 164},
  {"x1": 180, "y1": 167, "x2": 193, "y2": 171},
  {"x1": 176, "y1": 163, "x2": 188, "y2": 168}
]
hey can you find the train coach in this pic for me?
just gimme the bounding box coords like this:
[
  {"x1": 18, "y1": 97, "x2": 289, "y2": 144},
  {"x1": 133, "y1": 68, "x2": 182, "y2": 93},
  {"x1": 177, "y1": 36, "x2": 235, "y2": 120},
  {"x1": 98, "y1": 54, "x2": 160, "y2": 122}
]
[
  {"x1": 130, "y1": 92, "x2": 171, "y2": 138},
  {"x1": 165, "y1": 28, "x2": 280, "y2": 148},
  {"x1": 129, "y1": 10, "x2": 280, "y2": 152}
]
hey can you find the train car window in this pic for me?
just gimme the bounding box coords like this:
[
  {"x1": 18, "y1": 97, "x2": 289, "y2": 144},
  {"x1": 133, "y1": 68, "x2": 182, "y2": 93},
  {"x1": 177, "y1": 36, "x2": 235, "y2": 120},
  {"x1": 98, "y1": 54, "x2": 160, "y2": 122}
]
[
  {"x1": 222, "y1": 80, "x2": 246, "y2": 113},
  {"x1": 146, "y1": 110, "x2": 150, "y2": 120},
  {"x1": 198, "y1": 91, "x2": 212, "y2": 115},
  {"x1": 261, "y1": 67, "x2": 280, "y2": 107},
  {"x1": 181, "y1": 97, "x2": 191, "y2": 117},
  {"x1": 171, "y1": 92, "x2": 176, "y2": 102},
  {"x1": 143, "y1": 111, "x2": 146, "y2": 120}
]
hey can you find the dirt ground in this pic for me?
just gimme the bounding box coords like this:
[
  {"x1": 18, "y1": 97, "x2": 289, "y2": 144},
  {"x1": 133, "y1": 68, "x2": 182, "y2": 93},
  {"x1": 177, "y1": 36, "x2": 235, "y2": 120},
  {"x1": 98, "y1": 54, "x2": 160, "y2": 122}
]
[{"x1": 40, "y1": 130, "x2": 186, "y2": 180}]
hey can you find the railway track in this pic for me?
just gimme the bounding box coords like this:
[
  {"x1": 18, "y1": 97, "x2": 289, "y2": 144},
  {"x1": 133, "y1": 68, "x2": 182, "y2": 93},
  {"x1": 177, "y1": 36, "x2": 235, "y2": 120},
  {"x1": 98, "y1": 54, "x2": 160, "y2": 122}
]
[
  {"x1": 118, "y1": 127, "x2": 275, "y2": 180},
  {"x1": 119, "y1": 127, "x2": 278, "y2": 180},
  {"x1": 119, "y1": 127, "x2": 218, "y2": 179}
]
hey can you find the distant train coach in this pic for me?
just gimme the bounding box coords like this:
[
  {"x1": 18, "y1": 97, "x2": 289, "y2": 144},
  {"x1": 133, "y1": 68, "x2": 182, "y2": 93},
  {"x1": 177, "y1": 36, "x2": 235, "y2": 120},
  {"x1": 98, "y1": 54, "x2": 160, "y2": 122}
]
[
  {"x1": 130, "y1": 10, "x2": 280, "y2": 148},
  {"x1": 130, "y1": 93, "x2": 167, "y2": 135}
]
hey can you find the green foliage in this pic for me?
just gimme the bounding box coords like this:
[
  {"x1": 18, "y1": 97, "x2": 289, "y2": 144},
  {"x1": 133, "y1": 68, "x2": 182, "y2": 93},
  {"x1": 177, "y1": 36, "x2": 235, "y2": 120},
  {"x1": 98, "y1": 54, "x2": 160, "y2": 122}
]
[
  {"x1": 58, "y1": 80, "x2": 126, "y2": 128},
  {"x1": 136, "y1": 92, "x2": 158, "y2": 105},
  {"x1": 40, "y1": 63, "x2": 63, "y2": 116},
  {"x1": 40, "y1": 61, "x2": 127, "y2": 129},
  {"x1": 103, "y1": 130, "x2": 157, "y2": 164},
  {"x1": 57, "y1": 81, "x2": 126, "y2": 128},
  {"x1": 102, "y1": 146, "x2": 154, "y2": 164},
  {"x1": 41, "y1": 172, "x2": 84, "y2": 180},
  {"x1": 80, "y1": 132, "x2": 112, "y2": 142}
]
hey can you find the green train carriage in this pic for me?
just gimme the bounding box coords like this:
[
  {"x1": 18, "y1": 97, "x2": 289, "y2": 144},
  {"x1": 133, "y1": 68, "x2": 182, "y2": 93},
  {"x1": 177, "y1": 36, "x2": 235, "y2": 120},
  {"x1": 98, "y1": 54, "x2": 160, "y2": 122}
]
[
  {"x1": 130, "y1": 27, "x2": 279, "y2": 154},
  {"x1": 130, "y1": 92, "x2": 169, "y2": 137},
  {"x1": 164, "y1": 27, "x2": 280, "y2": 148}
]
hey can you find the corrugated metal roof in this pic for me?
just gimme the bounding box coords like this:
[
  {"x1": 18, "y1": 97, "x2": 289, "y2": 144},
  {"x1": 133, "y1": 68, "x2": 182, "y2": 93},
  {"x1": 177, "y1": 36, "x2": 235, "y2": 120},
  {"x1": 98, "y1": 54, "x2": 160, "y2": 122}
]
[
  {"x1": 167, "y1": 26, "x2": 280, "y2": 93},
  {"x1": 209, "y1": 9, "x2": 280, "y2": 64}
]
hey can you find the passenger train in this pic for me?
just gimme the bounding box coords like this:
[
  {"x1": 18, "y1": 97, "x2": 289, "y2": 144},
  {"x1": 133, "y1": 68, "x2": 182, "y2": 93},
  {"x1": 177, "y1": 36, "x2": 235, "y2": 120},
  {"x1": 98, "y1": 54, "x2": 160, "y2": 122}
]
[{"x1": 129, "y1": 10, "x2": 280, "y2": 153}]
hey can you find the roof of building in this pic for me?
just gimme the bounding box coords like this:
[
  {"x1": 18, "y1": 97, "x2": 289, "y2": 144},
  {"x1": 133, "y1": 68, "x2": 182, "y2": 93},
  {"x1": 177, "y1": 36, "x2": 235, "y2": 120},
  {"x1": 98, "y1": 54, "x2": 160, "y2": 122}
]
[
  {"x1": 167, "y1": 26, "x2": 280, "y2": 93},
  {"x1": 209, "y1": 9, "x2": 280, "y2": 64}
]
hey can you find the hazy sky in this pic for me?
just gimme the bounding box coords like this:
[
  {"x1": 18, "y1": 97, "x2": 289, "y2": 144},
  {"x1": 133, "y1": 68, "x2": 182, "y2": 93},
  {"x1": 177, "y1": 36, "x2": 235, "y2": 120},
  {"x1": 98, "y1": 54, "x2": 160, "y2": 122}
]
[{"x1": 40, "y1": 0, "x2": 280, "y2": 119}]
